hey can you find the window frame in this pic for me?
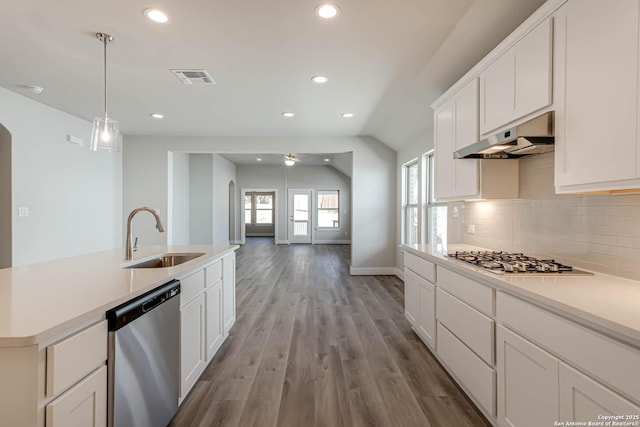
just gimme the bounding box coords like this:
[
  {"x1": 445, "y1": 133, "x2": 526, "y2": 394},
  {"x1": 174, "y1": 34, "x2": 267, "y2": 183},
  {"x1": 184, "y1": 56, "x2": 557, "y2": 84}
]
[
  {"x1": 402, "y1": 158, "x2": 420, "y2": 245},
  {"x1": 244, "y1": 192, "x2": 274, "y2": 226},
  {"x1": 424, "y1": 150, "x2": 448, "y2": 245},
  {"x1": 316, "y1": 190, "x2": 340, "y2": 230}
]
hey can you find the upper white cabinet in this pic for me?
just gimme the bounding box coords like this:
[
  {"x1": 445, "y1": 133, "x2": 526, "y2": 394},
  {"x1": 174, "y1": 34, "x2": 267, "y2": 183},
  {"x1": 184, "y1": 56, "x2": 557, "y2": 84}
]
[
  {"x1": 554, "y1": 0, "x2": 640, "y2": 192},
  {"x1": 480, "y1": 17, "x2": 553, "y2": 135},
  {"x1": 434, "y1": 79, "x2": 519, "y2": 201}
]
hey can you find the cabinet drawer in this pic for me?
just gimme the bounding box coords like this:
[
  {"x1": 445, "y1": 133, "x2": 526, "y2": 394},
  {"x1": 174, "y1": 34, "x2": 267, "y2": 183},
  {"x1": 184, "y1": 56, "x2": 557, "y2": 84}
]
[
  {"x1": 181, "y1": 269, "x2": 205, "y2": 305},
  {"x1": 437, "y1": 288, "x2": 494, "y2": 365},
  {"x1": 404, "y1": 253, "x2": 435, "y2": 282},
  {"x1": 437, "y1": 322, "x2": 496, "y2": 416},
  {"x1": 205, "y1": 260, "x2": 222, "y2": 288},
  {"x1": 46, "y1": 365, "x2": 107, "y2": 427},
  {"x1": 46, "y1": 321, "x2": 107, "y2": 397},
  {"x1": 438, "y1": 267, "x2": 494, "y2": 315},
  {"x1": 497, "y1": 292, "x2": 640, "y2": 404}
]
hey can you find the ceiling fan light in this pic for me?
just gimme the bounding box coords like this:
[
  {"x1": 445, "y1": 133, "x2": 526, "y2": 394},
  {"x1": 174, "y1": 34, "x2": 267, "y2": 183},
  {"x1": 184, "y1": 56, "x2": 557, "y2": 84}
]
[{"x1": 284, "y1": 154, "x2": 296, "y2": 166}]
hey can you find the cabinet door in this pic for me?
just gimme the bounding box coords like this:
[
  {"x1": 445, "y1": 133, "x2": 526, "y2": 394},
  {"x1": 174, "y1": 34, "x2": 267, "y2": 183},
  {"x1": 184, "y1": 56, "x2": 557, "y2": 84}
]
[
  {"x1": 559, "y1": 362, "x2": 640, "y2": 422},
  {"x1": 454, "y1": 80, "x2": 481, "y2": 199},
  {"x1": 417, "y1": 278, "x2": 436, "y2": 349},
  {"x1": 180, "y1": 293, "x2": 206, "y2": 400},
  {"x1": 403, "y1": 269, "x2": 420, "y2": 327},
  {"x1": 46, "y1": 365, "x2": 107, "y2": 427},
  {"x1": 205, "y1": 281, "x2": 224, "y2": 361},
  {"x1": 480, "y1": 52, "x2": 514, "y2": 135},
  {"x1": 497, "y1": 325, "x2": 559, "y2": 427},
  {"x1": 513, "y1": 17, "x2": 552, "y2": 119},
  {"x1": 222, "y1": 253, "x2": 236, "y2": 335},
  {"x1": 434, "y1": 100, "x2": 456, "y2": 200},
  {"x1": 554, "y1": 0, "x2": 639, "y2": 189}
]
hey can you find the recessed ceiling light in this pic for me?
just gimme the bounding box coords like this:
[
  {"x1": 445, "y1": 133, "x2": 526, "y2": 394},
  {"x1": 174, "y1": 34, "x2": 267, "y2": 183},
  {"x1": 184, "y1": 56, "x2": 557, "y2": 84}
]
[
  {"x1": 257, "y1": 158, "x2": 262, "y2": 162},
  {"x1": 144, "y1": 8, "x2": 170, "y2": 23},
  {"x1": 324, "y1": 158, "x2": 330, "y2": 162},
  {"x1": 282, "y1": 112, "x2": 295, "y2": 118},
  {"x1": 311, "y1": 75, "x2": 329, "y2": 84},
  {"x1": 150, "y1": 113, "x2": 164, "y2": 119},
  {"x1": 341, "y1": 112, "x2": 354, "y2": 118},
  {"x1": 315, "y1": 4, "x2": 339, "y2": 19},
  {"x1": 26, "y1": 85, "x2": 44, "y2": 94}
]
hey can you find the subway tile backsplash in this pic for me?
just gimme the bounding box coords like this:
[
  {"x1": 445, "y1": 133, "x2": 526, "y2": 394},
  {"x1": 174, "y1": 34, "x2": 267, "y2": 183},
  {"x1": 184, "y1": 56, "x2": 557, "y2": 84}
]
[{"x1": 459, "y1": 152, "x2": 640, "y2": 280}]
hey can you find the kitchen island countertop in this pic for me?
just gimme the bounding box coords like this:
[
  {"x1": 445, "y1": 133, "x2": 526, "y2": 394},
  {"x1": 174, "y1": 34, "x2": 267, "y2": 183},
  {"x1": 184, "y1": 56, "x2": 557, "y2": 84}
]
[
  {"x1": 0, "y1": 245, "x2": 238, "y2": 348},
  {"x1": 401, "y1": 243, "x2": 640, "y2": 348}
]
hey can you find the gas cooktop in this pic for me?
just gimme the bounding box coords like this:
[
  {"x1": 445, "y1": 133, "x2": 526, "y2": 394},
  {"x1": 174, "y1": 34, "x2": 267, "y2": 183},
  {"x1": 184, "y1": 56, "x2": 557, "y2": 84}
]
[{"x1": 448, "y1": 251, "x2": 594, "y2": 276}]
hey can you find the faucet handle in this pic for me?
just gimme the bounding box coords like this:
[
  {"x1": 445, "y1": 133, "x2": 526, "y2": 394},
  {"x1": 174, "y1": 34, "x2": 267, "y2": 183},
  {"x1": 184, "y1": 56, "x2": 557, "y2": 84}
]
[{"x1": 133, "y1": 237, "x2": 138, "y2": 252}]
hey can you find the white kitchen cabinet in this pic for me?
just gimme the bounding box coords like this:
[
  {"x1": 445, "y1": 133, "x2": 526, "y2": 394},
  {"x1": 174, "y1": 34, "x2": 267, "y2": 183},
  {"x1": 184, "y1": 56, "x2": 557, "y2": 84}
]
[
  {"x1": 479, "y1": 17, "x2": 553, "y2": 135},
  {"x1": 560, "y1": 362, "x2": 640, "y2": 422},
  {"x1": 496, "y1": 325, "x2": 559, "y2": 427},
  {"x1": 403, "y1": 253, "x2": 436, "y2": 349},
  {"x1": 434, "y1": 79, "x2": 519, "y2": 201},
  {"x1": 222, "y1": 253, "x2": 236, "y2": 336},
  {"x1": 45, "y1": 365, "x2": 107, "y2": 427},
  {"x1": 205, "y1": 281, "x2": 224, "y2": 361},
  {"x1": 180, "y1": 293, "x2": 206, "y2": 401},
  {"x1": 554, "y1": 0, "x2": 640, "y2": 192},
  {"x1": 403, "y1": 268, "x2": 420, "y2": 327},
  {"x1": 417, "y1": 278, "x2": 436, "y2": 350}
]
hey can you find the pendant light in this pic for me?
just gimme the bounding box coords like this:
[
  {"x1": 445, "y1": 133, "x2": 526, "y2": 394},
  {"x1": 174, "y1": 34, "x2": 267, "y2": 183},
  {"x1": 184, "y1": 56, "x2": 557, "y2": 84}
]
[
  {"x1": 284, "y1": 154, "x2": 296, "y2": 166},
  {"x1": 90, "y1": 32, "x2": 120, "y2": 151}
]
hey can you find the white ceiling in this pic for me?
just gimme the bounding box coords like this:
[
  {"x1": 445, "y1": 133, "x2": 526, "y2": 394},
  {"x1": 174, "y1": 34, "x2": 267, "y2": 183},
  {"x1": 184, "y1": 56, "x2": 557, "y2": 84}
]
[{"x1": 0, "y1": 0, "x2": 546, "y2": 151}]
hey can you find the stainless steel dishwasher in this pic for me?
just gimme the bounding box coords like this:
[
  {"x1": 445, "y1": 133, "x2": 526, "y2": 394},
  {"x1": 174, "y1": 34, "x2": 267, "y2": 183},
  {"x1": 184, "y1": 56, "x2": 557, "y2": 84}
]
[{"x1": 107, "y1": 280, "x2": 181, "y2": 427}]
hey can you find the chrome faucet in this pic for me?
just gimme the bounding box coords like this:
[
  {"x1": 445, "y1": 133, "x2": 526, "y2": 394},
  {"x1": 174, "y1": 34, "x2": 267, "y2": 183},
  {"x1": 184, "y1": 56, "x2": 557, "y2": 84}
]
[{"x1": 125, "y1": 207, "x2": 165, "y2": 260}]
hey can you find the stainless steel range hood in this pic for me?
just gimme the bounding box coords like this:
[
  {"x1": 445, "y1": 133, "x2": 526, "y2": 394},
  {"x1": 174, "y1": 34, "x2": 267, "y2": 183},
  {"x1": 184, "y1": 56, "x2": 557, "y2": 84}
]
[{"x1": 454, "y1": 111, "x2": 554, "y2": 159}]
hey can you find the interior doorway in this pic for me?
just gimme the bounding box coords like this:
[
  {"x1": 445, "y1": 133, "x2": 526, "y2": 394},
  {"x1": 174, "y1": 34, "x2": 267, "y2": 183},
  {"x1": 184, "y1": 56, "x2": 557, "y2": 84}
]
[
  {"x1": 288, "y1": 189, "x2": 312, "y2": 244},
  {"x1": 240, "y1": 188, "x2": 278, "y2": 244},
  {"x1": 0, "y1": 124, "x2": 11, "y2": 268}
]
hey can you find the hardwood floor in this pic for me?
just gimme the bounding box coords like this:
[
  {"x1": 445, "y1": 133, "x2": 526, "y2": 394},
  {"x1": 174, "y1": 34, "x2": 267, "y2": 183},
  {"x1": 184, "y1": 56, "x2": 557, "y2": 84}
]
[{"x1": 170, "y1": 238, "x2": 491, "y2": 427}]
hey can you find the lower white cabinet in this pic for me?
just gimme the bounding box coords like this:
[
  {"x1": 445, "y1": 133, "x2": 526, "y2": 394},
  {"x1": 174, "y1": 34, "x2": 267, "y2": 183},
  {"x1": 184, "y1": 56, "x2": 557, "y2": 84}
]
[
  {"x1": 403, "y1": 268, "x2": 420, "y2": 327},
  {"x1": 559, "y1": 362, "x2": 640, "y2": 423},
  {"x1": 180, "y1": 293, "x2": 206, "y2": 401},
  {"x1": 45, "y1": 365, "x2": 107, "y2": 427},
  {"x1": 205, "y1": 281, "x2": 224, "y2": 361},
  {"x1": 496, "y1": 324, "x2": 559, "y2": 427},
  {"x1": 404, "y1": 266, "x2": 436, "y2": 349},
  {"x1": 222, "y1": 253, "x2": 236, "y2": 336}
]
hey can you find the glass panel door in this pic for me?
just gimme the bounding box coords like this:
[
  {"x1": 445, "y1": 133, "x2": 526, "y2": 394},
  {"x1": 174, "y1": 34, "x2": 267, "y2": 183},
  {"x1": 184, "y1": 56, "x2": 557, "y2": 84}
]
[{"x1": 288, "y1": 189, "x2": 312, "y2": 243}]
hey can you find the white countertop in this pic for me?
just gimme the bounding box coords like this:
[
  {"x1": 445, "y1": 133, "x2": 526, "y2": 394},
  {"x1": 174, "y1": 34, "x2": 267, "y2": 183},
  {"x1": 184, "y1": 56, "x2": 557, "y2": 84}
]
[
  {"x1": 401, "y1": 243, "x2": 640, "y2": 347},
  {"x1": 0, "y1": 245, "x2": 238, "y2": 348}
]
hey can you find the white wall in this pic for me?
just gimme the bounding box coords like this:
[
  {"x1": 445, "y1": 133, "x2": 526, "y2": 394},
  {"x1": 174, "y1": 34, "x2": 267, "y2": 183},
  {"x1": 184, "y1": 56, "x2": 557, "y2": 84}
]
[
  {"x1": 123, "y1": 135, "x2": 396, "y2": 272},
  {"x1": 169, "y1": 152, "x2": 190, "y2": 245},
  {"x1": 0, "y1": 87, "x2": 122, "y2": 266},
  {"x1": 189, "y1": 154, "x2": 213, "y2": 244},
  {"x1": 236, "y1": 164, "x2": 351, "y2": 244}
]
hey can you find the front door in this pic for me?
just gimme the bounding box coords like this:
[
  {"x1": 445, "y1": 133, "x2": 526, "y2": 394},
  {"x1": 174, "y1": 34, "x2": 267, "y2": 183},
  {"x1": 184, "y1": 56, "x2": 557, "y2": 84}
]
[{"x1": 288, "y1": 189, "x2": 312, "y2": 244}]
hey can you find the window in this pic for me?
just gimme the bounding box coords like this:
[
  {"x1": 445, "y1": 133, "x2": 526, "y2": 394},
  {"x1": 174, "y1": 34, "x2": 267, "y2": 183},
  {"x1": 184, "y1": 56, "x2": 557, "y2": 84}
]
[
  {"x1": 244, "y1": 192, "x2": 274, "y2": 225},
  {"x1": 403, "y1": 159, "x2": 419, "y2": 244},
  {"x1": 317, "y1": 190, "x2": 339, "y2": 228},
  {"x1": 425, "y1": 151, "x2": 447, "y2": 245}
]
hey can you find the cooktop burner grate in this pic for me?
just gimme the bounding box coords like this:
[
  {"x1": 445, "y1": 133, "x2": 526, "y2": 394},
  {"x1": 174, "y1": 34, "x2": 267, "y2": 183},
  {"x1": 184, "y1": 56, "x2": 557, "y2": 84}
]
[{"x1": 448, "y1": 251, "x2": 593, "y2": 276}]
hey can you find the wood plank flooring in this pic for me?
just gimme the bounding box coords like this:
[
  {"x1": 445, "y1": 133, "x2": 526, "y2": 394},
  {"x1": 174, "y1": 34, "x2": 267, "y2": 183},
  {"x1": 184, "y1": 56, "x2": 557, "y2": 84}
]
[{"x1": 169, "y1": 238, "x2": 491, "y2": 427}]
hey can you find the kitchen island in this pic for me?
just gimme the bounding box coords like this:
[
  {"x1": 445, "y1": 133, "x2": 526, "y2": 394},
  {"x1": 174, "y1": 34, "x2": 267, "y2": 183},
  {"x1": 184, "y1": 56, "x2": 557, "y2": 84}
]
[
  {"x1": 401, "y1": 243, "x2": 640, "y2": 427},
  {"x1": 0, "y1": 244, "x2": 238, "y2": 427}
]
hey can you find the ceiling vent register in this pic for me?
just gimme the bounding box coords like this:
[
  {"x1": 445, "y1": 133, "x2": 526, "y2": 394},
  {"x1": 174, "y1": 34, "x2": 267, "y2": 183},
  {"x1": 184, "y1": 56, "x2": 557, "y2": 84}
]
[{"x1": 171, "y1": 69, "x2": 216, "y2": 85}]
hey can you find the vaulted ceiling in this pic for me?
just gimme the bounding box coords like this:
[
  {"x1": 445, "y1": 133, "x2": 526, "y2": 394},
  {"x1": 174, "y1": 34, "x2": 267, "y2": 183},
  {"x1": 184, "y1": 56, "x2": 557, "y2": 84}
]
[{"x1": 0, "y1": 0, "x2": 545, "y2": 151}]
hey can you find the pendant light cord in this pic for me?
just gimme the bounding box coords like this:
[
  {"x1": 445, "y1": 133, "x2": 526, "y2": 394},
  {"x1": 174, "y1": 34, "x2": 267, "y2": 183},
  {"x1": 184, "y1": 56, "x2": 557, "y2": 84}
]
[{"x1": 103, "y1": 35, "x2": 108, "y2": 120}]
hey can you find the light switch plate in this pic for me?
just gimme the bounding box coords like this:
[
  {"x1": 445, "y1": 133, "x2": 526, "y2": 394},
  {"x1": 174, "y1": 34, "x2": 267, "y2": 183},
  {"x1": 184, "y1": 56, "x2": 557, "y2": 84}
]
[
  {"x1": 467, "y1": 224, "x2": 475, "y2": 234},
  {"x1": 18, "y1": 207, "x2": 29, "y2": 217}
]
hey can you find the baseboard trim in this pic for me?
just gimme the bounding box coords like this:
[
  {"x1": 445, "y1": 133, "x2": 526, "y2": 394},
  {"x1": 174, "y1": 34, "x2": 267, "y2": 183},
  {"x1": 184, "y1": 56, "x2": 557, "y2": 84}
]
[
  {"x1": 395, "y1": 268, "x2": 404, "y2": 281},
  {"x1": 230, "y1": 240, "x2": 242, "y2": 245},
  {"x1": 313, "y1": 240, "x2": 351, "y2": 245},
  {"x1": 275, "y1": 240, "x2": 289, "y2": 245},
  {"x1": 349, "y1": 266, "x2": 398, "y2": 276}
]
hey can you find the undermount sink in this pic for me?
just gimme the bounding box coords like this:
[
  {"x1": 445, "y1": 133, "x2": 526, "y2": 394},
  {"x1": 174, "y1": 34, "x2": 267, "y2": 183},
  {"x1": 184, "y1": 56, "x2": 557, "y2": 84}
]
[{"x1": 124, "y1": 252, "x2": 205, "y2": 269}]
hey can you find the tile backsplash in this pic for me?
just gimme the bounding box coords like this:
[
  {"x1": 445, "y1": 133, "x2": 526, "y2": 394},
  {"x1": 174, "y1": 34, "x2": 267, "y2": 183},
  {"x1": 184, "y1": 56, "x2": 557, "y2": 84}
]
[{"x1": 459, "y1": 152, "x2": 640, "y2": 280}]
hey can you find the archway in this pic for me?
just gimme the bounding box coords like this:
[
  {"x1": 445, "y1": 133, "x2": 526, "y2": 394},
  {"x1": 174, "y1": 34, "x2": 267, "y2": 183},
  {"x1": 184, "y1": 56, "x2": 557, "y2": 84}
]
[
  {"x1": 0, "y1": 123, "x2": 11, "y2": 268},
  {"x1": 228, "y1": 180, "x2": 236, "y2": 243}
]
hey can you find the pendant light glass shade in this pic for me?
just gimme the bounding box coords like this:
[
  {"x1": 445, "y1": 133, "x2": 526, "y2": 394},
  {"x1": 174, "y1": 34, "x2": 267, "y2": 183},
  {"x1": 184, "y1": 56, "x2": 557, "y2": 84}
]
[
  {"x1": 90, "y1": 116, "x2": 120, "y2": 151},
  {"x1": 90, "y1": 33, "x2": 120, "y2": 152}
]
